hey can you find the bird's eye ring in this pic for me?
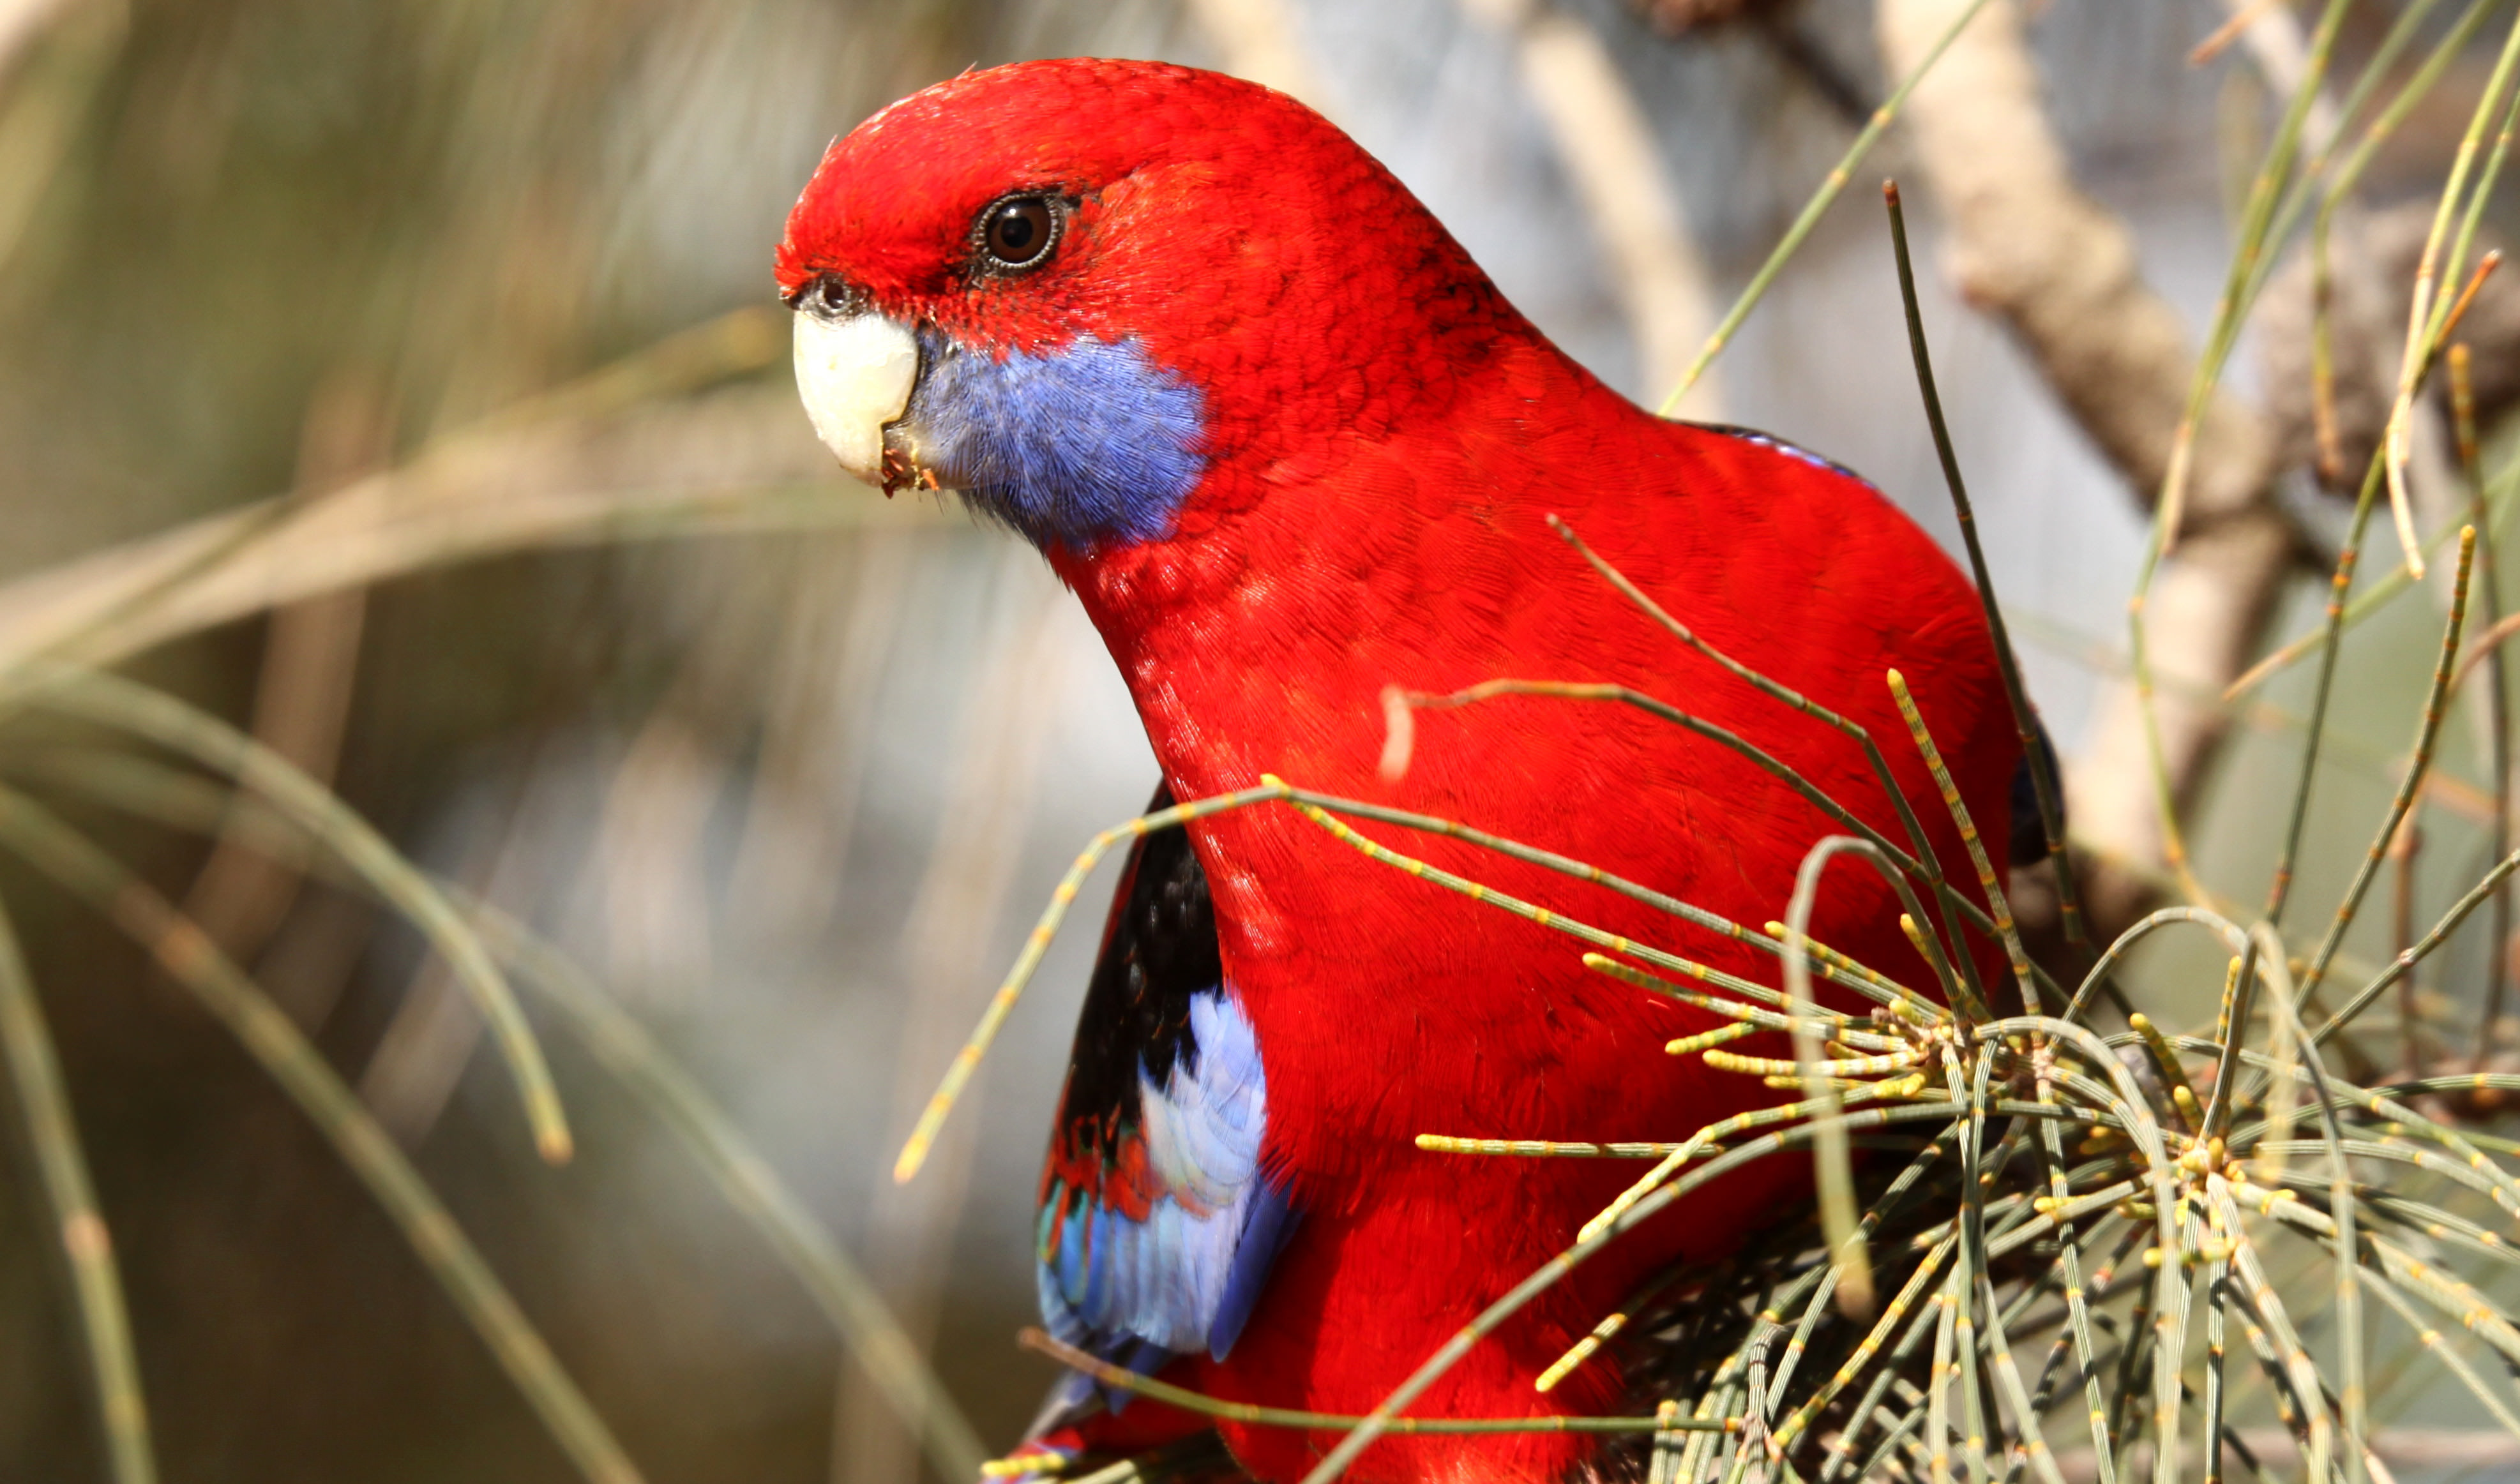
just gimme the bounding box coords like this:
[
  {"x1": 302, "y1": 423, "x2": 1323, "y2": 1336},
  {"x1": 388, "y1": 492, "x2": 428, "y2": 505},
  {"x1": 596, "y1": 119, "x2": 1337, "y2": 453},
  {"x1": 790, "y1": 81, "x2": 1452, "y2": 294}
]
[
  {"x1": 808, "y1": 276, "x2": 856, "y2": 315},
  {"x1": 977, "y1": 194, "x2": 1060, "y2": 273}
]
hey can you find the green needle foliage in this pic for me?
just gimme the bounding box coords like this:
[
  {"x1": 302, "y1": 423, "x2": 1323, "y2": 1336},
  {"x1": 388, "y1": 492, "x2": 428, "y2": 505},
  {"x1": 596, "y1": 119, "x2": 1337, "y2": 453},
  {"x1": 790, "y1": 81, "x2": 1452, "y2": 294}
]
[
  {"x1": 1, "y1": 6, "x2": 2517, "y2": 1483},
  {"x1": 909, "y1": 16, "x2": 2520, "y2": 1484}
]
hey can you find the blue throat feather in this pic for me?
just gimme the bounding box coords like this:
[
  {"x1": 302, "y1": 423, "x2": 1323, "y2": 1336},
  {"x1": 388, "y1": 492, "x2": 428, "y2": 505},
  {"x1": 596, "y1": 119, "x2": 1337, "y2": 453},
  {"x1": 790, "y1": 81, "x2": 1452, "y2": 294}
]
[{"x1": 901, "y1": 328, "x2": 1208, "y2": 551}]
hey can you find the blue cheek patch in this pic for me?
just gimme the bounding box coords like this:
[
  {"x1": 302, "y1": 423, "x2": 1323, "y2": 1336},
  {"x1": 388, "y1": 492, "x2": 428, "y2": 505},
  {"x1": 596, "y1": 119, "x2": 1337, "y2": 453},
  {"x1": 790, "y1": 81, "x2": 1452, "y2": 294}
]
[{"x1": 901, "y1": 329, "x2": 1209, "y2": 551}]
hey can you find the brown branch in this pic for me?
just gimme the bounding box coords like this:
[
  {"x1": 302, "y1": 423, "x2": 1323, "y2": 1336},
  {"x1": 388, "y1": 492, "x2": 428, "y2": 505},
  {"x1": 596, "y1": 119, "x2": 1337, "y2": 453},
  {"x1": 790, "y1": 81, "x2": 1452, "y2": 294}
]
[
  {"x1": 1464, "y1": 0, "x2": 1725, "y2": 412},
  {"x1": 181, "y1": 368, "x2": 389, "y2": 968},
  {"x1": 1880, "y1": 0, "x2": 2278, "y2": 521},
  {"x1": 1878, "y1": 0, "x2": 2296, "y2": 936}
]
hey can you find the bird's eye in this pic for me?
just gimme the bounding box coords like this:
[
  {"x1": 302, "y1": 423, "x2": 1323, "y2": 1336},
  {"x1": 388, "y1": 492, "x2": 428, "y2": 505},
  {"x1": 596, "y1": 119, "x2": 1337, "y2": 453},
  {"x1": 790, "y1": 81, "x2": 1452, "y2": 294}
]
[{"x1": 980, "y1": 196, "x2": 1059, "y2": 271}]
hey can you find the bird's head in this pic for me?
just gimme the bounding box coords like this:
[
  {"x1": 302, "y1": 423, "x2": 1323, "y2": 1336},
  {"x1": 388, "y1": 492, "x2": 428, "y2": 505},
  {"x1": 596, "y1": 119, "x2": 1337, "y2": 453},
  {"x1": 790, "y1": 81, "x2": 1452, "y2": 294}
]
[{"x1": 776, "y1": 59, "x2": 1521, "y2": 556}]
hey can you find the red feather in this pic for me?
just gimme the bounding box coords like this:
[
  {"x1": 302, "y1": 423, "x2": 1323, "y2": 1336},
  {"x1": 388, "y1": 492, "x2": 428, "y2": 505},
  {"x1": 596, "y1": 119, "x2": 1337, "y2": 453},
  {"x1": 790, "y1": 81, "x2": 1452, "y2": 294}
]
[{"x1": 785, "y1": 60, "x2": 2018, "y2": 1483}]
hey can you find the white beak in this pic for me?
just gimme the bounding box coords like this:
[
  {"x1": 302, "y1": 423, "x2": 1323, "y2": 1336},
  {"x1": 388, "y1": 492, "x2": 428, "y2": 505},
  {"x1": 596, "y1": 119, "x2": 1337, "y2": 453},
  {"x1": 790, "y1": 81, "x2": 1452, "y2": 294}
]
[{"x1": 793, "y1": 307, "x2": 919, "y2": 486}]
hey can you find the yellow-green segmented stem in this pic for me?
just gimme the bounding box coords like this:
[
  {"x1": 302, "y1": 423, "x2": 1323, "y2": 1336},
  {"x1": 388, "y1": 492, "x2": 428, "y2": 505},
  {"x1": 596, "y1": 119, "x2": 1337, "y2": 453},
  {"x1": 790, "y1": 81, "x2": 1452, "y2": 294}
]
[
  {"x1": 0, "y1": 890, "x2": 154, "y2": 1484},
  {"x1": 1535, "y1": 1312, "x2": 1630, "y2": 1396},
  {"x1": 893, "y1": 783, "x2": 1290, "y2": 1183},
  {"x1": 1665, "y1": 1021, "x2": 1760, "y2": 1056},
  {"x1": 2224, "y1": 490, "x2": 2505, "y2": 701},
  {"x1": 1763, "y1": 921, "x2": 1944, "y2": 1023},
  {"x1": 1414, "y1": 1135, "x2": 1695, "y2": 1159},
  {"x1": 2454, "y1": 339, "x2": 2516, "y2": 1068},
  {"x1": 471, "y1": 908, "x2": 988, "y2": 1480},
  {"x1": 1882, "y1": 178, "x2": 2087, "y2": 959},
  {"x1": 1294, "y1": 1107, "x2": 1963, "y2": 1484},
  {"x1": 2380, "y1": 7, "x2": 2520, "y2": 576},
  {"x1": 19, "y1": 663, "x2": 575, "y2": 1164},
  {"x1": 1773, "y1": 836, "x2": 1871, "y2": 1310},
  {"x1": 1774, "y1": 1234, "x2": 1956, "y2": 1453},
  {"x1": 2125, "y1": 1014, "x2": 2197, "y2": 1134},
  {"x1": 2316, "y1": 846, "x2": 2520, "y2": 1044},
  {"x1": 1271, "y1": 782, "x2": 1922, "y2": 1017},
  {"x1": 0, "y1": 787, "x2": 644, "y2": 1484},
  {"x1": 2215, "y1": 1194, "x2": 2335, "y2": 1481},
  {"x1": 2358, "y1": 1263, "x2": 2520, "y2": 1440},
  {"x1": 1548, "y1": 513, "x2": 1977, "y2": 961},
  {"x1": 2259, "y1": 982, "x2": 2367, "y2": 1484},
  {"x1": 1403, "y1": 679, "x2": 1927, "y2": 879},
  {"x1": 1018, "y1": 1328, "x2": 1719, "y2": 1435},
  {"x1": 1575, "y1": 1076, "x2": 1927, "y2": 1244},
  {"x1": 2292, "y1": 528, "x2": 2476, "y2": 1011},
  {"x1": 0, "y1": 742, "x2": 987, "y2": 1479},
  {"x1": 1701, "y1": 1047, "x2": 1921, "y2": 1079},
  {"x1": 1655, "y1": 0, "x2": 2000, "y2": 412},
  {"x1": 1886, "y1": 670, "x2": 2021, "y2": 1016},
  {"x1": 1278, "y1": 793, "x2": 1881, "y2": 1040}
]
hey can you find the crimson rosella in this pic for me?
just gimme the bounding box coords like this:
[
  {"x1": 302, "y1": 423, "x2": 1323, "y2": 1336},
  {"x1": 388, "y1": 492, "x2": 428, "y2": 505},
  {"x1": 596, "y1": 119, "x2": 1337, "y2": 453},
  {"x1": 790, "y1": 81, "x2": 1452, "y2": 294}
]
[{"x1": 778, "y1": 59, "x2": 2026, "y2": 1484}]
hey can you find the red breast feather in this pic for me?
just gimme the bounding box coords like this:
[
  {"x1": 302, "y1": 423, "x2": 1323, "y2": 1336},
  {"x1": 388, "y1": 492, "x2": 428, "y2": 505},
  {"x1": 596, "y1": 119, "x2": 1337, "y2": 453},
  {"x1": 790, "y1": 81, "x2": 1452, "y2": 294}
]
[{"x1": 784, "y1": 59, "x2": 2016, "y2": 1484}]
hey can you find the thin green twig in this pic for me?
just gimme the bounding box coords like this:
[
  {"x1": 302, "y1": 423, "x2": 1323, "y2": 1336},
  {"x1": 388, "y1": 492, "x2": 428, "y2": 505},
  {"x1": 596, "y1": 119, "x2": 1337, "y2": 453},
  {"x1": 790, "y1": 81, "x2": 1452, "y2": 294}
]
[
  {"x1": 0, "y1": 890, "x2": 153, "y2": 1484},
  {"x1": 0, "y1": 746, "x2": 985, "y2": 1481},
  {"x1": 1882, "y1": 178, "x2": 2088, "y2": 957},
  {"x1": 1784, "y1": 836, "x2": 1882, "y2": 1315},
  {"x1": 13, "y1": 662, "x2": 575, "y2": 1163},
  {"x1": 2291, "y1": 528, "x2": 2476, "y2": 1008},
  {"x1": 471, "y1": 910, "x2": 989, "y2": 1480},
  {"x1": 1656, "y1": 0, "x2": 2001, "y2": 410},
  {"x1": 0, "y1": 786, "x2": 644, "y2": 1484}
]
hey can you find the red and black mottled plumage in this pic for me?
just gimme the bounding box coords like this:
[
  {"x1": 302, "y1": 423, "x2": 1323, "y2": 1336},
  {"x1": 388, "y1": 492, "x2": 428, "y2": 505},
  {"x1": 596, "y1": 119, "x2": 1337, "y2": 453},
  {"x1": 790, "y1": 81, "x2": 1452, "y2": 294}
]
[
  {"x1": 1032, "y1": 781, "x2": 1292, "y2": 1429},
  {"x1": 1057, "y1": 786, "x2": 1222, "y2": 1172},
  {"x1": 780, "y1": 60, "x2": 2022, "y2": 1484}
]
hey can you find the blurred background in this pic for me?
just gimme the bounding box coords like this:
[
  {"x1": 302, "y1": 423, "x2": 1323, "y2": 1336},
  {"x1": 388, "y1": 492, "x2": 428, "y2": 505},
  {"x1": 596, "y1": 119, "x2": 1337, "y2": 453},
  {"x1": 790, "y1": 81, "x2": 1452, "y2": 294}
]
[{"x1": 0, "y1": 0, "x2": 2514, "y2": 1479}]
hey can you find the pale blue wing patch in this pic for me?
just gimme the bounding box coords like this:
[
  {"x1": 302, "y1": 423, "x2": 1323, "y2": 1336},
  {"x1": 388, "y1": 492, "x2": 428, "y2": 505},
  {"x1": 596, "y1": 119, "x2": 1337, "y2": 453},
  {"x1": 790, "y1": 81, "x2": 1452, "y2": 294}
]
[{"x1": 1036, "y1": 989, "x2": 1294, "y2": 1427}]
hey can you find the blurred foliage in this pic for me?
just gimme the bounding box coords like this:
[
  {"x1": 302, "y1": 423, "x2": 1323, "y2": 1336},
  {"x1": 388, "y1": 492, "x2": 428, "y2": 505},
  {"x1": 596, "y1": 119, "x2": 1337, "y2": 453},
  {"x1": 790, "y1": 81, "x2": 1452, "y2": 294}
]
[
  {"x1": 0, "y1": 1, "x2": 1057, "y2": 1479},
  {"x1": 4, "y1": 1, "x2": 2520, "y2": 1483}
]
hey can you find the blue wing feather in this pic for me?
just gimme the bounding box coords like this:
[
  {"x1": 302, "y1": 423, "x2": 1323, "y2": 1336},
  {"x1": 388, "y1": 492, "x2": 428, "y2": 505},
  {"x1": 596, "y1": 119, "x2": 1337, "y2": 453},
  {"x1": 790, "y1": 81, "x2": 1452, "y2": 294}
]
[
  {"x1": 1030, "y1": 788, "x2": 1296, "y2": 1435},
  {"x1": 1039, "y1": 991, "x2": 1290, "y2": 1368}
]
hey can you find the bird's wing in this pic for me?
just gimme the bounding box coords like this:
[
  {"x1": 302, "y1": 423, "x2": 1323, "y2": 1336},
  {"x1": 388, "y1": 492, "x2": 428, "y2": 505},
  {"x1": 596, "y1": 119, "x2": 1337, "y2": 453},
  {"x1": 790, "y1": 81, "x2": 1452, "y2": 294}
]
[
  {"x1": 1694, "y1": 419, "x2": 2058, "y2": 869},
  {"x1": 1032, "y1": 782, "x2": 1295, "y2": 1427}
]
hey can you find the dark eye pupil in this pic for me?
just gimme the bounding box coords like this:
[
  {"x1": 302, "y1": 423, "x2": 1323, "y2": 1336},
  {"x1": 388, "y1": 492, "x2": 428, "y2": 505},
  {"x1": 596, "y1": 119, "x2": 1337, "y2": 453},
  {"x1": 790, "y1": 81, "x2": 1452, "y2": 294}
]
[{"x1": 987, "y1": 200, "x2": 1053, "y2": 266}]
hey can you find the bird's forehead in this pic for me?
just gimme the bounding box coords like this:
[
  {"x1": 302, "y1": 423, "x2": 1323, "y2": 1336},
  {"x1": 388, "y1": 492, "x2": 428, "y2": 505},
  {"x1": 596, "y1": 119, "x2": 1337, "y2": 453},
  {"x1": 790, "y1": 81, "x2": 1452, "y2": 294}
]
[{"x1": 776, "y1": 60, "x2": 1329, "y2": 300}]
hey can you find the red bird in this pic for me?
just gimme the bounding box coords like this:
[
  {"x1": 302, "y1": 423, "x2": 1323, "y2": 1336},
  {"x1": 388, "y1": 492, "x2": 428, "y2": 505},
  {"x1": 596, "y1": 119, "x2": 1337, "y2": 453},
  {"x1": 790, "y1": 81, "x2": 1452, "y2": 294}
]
[{"x1": 779, "y1": 59, "x2": 2023, "y2": 1484}]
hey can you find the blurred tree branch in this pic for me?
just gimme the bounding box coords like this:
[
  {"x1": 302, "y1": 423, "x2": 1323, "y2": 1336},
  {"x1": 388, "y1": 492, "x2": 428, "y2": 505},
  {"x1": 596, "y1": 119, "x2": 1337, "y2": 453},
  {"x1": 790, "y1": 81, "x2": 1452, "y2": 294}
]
[
  {"x1": 1880, "y1": 0, "x2": 2301, "y2": 936},
  {"x1": 0, "y1": 311, "x2": 948, "y2": 680},
  {"x1": 1463, "y1": 0, "x2": 1726, "y2": 414},
  {"x1": 183, "y1": 368, "x2": 391, "y2": 968},
  {"x1": 0, "y1": 0, "x2": 121, "y2": 279}
]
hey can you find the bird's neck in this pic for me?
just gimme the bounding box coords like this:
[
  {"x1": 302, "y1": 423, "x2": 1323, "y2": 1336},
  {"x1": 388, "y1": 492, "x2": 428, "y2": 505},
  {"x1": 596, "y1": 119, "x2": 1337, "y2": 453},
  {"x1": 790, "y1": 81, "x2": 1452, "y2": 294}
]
[
  {"x1": 1046, "y1": 333, "x2": 1633, "y2": 802},
  {"x1": 1050, "y1": 516, "x2": 1299, "y2": 800}
]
